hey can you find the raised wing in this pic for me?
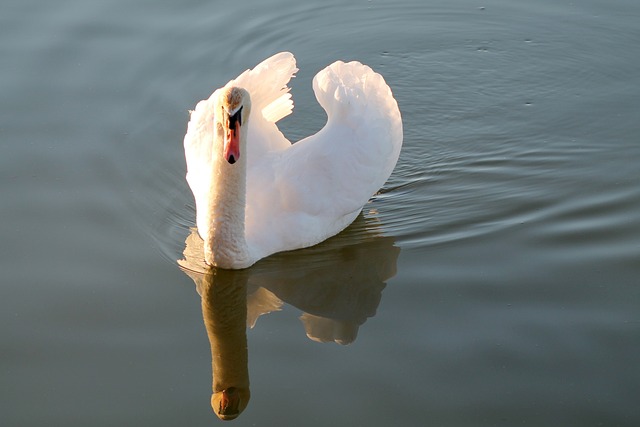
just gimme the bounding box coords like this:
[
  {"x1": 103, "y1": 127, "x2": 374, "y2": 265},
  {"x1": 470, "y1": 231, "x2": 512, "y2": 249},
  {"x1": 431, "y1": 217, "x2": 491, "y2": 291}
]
[
  {"x1": 232, "y1": 51, "x2": 298, "y2": 124},
  {"x1": 246, "y1": 59, "x2": 403, "y2": 258}
]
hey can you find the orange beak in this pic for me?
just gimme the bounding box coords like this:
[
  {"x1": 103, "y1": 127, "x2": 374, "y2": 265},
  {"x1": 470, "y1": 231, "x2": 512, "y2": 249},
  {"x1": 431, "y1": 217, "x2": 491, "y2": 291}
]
[
  {"x1": 224, "y1": 107, "x2": 242, "y2": 164},
  {"x1": 224, "y1": 123, "x2": 240, "y2": 164},
  {"x1": 212, "y1": 387, "x2": 242, "y2": 420}
]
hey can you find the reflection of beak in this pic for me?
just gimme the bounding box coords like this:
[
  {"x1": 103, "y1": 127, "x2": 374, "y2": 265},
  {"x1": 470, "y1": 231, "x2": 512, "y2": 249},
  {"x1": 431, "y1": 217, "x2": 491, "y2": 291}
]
[
  {"x1": 212, "y1": 387, "x2": 242, "y2": 421},
  {"x1": 224, "y1": 107, "x2": 242, "y2": 164}
]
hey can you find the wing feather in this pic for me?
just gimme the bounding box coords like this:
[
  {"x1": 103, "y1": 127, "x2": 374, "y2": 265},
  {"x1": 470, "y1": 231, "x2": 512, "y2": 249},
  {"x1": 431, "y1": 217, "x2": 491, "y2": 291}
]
[
  {"x1": 232, "y1": 52, "x2": 298, "y2": 124},
  {"x1": 245, "y1": 59, "x2": 403, "y2": 258}
]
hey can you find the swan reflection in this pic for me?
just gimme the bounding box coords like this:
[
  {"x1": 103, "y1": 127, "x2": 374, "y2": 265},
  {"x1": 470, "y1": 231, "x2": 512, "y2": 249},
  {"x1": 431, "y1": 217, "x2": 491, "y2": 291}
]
[{"x1": 178, "y1": 212, "x2": 399, "y2": 419}]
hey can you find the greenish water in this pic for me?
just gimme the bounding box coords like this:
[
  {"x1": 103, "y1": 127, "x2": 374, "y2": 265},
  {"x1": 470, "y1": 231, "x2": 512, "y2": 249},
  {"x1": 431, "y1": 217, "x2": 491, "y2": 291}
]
[{"x1": 2, "y1": 0, "x2": 639, "y2": 425}]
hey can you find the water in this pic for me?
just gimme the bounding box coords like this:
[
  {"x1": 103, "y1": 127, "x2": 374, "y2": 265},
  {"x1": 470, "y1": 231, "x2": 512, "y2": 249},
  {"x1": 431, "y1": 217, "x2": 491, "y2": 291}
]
[{"x1": 2, "y1": 0, "x2": 639, "y2": 425}]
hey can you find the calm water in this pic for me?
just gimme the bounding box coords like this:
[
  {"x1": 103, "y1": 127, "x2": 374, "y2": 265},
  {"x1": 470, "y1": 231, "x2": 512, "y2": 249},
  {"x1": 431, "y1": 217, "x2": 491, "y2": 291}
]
[{"x1": 2, "y1": 0, "x2": 639, "y2": 425}]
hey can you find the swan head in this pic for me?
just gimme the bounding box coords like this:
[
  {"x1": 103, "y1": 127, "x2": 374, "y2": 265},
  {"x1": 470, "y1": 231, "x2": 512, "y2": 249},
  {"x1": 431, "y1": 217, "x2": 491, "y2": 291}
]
[
  {"x1": 216, "y1": 86, "x2": 251, "y2": 165},
  {"x1": 211, "y1": 386, "x2": 250, "y2": 420}
]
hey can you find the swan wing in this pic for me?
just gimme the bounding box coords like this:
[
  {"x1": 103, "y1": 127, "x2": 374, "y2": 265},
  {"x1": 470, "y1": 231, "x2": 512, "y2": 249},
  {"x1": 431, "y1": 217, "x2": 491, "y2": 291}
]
[
  {"x1": 232, "y1": 51, "x2": 298, "y2": 125},
  {"x1": 231, "y1": 52, "x2": 298, "y2": 158},
  {"x1": 246, "y1": 59, "x2": 403, "y2": 258},
  {"x1": 184, "y1": 88, "x2": 221, "y2": 236}
]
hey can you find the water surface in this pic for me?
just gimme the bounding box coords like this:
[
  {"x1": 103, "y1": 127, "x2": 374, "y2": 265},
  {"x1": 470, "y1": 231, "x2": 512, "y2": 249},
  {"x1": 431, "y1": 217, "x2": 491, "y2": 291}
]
[{"x1": 2, "y1": 0, "x2": 639, "y2": 425}]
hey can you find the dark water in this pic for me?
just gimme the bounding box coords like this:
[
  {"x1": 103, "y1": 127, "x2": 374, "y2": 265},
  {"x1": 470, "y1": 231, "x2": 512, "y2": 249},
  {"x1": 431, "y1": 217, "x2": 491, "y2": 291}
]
[{"x1": 2, "y1": 0, "x2": 639, "y2": 425}]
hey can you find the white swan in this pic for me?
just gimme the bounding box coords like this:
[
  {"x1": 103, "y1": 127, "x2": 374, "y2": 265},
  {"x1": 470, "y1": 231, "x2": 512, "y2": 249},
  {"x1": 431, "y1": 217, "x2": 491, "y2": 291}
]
[{"x1": 184, "y1": 52, "x2": 402, "y2": 269}]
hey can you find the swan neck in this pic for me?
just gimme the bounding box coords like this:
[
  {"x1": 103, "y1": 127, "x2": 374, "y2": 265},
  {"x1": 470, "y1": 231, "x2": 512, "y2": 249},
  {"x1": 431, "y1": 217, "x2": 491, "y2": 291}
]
[
  {"x1": 201, "y1": 270, "x2": 250, "y2": 419},
  {"x1": 204, "y1": 143, "x2": 250, "y2": 268}
]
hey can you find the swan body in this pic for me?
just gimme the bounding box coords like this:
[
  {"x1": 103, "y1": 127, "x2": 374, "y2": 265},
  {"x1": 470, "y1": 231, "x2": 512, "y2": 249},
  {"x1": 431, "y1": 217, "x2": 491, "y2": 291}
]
[{"x1": 184, "y1": 52, "x2": 402, "y2": 269}]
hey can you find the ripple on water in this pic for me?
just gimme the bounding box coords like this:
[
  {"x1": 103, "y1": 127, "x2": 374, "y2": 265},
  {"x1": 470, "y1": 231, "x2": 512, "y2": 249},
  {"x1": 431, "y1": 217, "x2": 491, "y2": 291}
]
[
  {"x1": 123, "y1": 0, "x2": 640, "y2": 277},
  {"x1": 377, "y1": 134, "x2": 638, "y2": 259}
]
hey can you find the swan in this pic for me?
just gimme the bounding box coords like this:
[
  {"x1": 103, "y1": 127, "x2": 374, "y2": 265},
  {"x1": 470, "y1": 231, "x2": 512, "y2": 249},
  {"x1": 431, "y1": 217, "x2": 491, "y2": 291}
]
[{"x1": 184, "y1": 52, "x2": 402, "y2": 269}]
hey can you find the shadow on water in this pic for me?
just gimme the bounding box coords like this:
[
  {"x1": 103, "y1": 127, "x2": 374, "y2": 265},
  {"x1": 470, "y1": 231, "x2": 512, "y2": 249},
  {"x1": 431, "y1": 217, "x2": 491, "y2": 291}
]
[{"x1": 177, "y1": 213, "x2": 399, "y2": 420}]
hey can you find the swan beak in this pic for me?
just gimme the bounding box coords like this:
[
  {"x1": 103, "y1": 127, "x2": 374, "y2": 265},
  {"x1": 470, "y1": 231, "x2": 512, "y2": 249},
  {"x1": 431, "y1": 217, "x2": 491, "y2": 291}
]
[
  {"x1": 224, "y1": 107, "x2": 242, "y2": 164},
  {"x1": 212, "y1": 387, "x2": 242, "y2": 420}
]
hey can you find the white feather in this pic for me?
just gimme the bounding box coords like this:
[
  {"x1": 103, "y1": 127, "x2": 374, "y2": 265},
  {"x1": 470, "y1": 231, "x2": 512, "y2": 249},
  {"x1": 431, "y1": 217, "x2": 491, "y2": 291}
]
[{"x1": 184, "y1": 52, "x2": 403, "y2": 268}]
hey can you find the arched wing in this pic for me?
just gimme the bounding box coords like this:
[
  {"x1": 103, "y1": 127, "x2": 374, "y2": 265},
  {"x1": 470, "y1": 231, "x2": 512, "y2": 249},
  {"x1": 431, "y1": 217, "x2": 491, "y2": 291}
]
[{"x1": 246, "y1": 59, "x2": 403, "y2": 258}]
